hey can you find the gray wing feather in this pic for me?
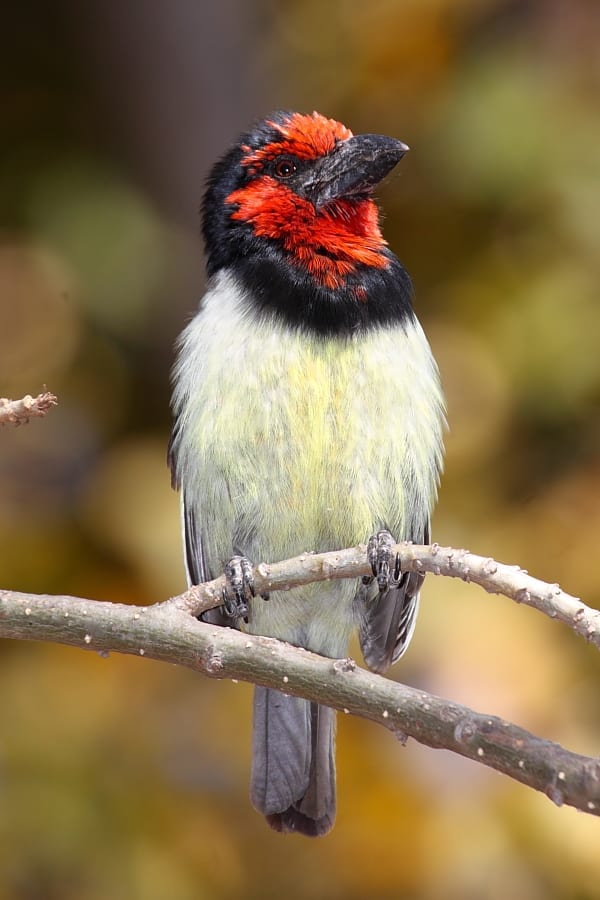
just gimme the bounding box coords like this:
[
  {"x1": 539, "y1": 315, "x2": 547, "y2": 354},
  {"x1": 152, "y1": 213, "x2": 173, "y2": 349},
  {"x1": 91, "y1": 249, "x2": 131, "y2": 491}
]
[
  {"x1": 182, "y1": 494, "x2": 232, "y2": 627},
  {"x1": 182, "y1": 495, "x2": 207, "y2": 586},
  {"x1": 169, "y1": 425, "x2": 230, "y2": 626}
]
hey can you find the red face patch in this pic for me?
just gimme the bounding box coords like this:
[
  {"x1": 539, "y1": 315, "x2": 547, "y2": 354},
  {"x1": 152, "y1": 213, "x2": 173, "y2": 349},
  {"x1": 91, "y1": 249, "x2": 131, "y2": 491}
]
[{"x1": 227, "y1": 112, "x2": 390, "y2": 289}]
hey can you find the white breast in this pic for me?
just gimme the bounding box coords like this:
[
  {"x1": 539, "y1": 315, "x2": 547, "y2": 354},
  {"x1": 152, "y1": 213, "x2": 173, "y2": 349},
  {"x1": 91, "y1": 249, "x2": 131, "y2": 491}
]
[{"x1": 171, "y1": 270, "x2": 445, "y2": 653}]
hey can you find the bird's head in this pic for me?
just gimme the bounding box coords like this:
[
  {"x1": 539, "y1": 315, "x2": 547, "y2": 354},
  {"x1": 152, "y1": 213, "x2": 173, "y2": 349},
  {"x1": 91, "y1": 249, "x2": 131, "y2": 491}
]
[{"x1": 202, "y1": 111, "x2": 413, "y2": 335}]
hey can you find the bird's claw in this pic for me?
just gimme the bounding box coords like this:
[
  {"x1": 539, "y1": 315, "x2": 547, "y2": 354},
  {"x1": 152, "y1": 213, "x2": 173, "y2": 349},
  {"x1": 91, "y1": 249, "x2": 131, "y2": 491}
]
[
  {"x1": 363, "y1": 530, "x2": 401, "y2": 592},
  {"x1": 222, "y1": 555, "x2": 255, "y2": 621}
]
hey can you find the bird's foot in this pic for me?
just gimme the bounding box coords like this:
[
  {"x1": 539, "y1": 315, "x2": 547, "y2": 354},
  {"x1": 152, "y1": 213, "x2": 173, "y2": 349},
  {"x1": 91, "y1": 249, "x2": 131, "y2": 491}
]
[
  {"x1": 363, "y1": 529, "x2": 401, "y2": 592},
  {"x1": 222, "y1": 555, "x2": 255, "y2": 621}
]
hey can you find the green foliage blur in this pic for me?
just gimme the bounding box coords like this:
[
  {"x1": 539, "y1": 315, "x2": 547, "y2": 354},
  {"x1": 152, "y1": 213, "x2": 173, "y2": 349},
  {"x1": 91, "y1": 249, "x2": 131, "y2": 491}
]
[{"x1": 1, "y1": 2, "x2": 599, "y2": 898}]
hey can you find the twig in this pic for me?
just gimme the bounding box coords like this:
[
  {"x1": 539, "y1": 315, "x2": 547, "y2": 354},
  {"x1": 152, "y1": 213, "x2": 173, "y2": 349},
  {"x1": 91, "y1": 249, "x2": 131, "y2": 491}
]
[
  {"x1": 1, "y1": 541, "x2": 599, "y2": 818},
  {"x1": 168, "y1": 543, "x2": 600, "y2": 650},
  {"x1": 0, "y1": 391, "x2": 58, "y2": 426}
]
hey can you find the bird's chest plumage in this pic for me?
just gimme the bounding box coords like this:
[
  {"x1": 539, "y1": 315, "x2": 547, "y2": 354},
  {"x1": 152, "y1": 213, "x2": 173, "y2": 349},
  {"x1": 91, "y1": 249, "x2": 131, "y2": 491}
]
[
  {"x1": 172, "y1": 273, "x2": 444, "y2": 580},
  {"x1": 218, "y1": 334, "x2": 378, "y2": 555}
]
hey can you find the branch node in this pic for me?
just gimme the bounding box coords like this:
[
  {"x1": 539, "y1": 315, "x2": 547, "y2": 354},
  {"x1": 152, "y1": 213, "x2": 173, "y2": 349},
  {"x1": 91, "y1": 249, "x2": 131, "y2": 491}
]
[
  {"x1": 204, "y1": 647, "x2": 224, "y2": 674},
  {"x1": 547, "y1": 785, "x2": 565, "y2": 807},
  {"x1": 333, "y1": 657, "x2": 356, "y2": 674},
  {"x1": 483, "y1": 558, "x2": 498, "y2": 576},
  {"x1": 454, "y1": 719, "x2": 476, "y2": 744}
]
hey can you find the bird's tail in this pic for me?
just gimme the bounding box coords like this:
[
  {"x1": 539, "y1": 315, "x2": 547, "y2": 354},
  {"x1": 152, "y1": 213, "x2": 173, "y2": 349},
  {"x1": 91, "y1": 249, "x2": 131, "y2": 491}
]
[{"x1": 250, "y1": 686, "x2": 336, "y2": 837}]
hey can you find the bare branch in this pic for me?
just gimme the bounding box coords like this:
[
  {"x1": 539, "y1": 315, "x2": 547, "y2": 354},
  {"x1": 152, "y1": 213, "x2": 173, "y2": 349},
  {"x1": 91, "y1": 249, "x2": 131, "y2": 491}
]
[
  {"x1": 169, "y1": 543, "x2": 600, "y2": 650},
  {"x1": 1, "y1": 545, "x2": 599, "y2": 818},
  {"x1": 0, "y1": 391, "x2": 58, "y2": 426}
]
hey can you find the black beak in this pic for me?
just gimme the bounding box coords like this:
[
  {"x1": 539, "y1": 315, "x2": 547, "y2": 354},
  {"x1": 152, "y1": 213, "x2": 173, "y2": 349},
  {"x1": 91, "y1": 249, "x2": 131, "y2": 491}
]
[{"x1": 305, "y1": 134, "x2": 409, "y2": 209}]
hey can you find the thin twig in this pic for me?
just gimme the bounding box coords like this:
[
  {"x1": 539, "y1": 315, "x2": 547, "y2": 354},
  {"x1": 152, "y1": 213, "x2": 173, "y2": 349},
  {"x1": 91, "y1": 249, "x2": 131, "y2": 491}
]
[
  {"x1": 0, "y1": 391, "x2": 58, "y2": 426},
  {"x1": 168, "y1": 543, "x2": 600, "y2": 650}
]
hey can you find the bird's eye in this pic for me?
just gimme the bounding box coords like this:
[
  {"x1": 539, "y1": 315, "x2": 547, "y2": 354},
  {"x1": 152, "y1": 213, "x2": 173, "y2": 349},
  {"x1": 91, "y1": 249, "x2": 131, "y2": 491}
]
[{"x1": 273, "y1": 157, "x2": 297, "y2": 178}]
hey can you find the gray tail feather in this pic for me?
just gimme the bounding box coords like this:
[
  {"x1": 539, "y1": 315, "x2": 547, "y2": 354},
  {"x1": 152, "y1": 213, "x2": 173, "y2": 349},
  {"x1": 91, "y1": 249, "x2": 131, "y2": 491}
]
[{"x1": 250, "y1": 686, "x2": 336, "y2": 837}]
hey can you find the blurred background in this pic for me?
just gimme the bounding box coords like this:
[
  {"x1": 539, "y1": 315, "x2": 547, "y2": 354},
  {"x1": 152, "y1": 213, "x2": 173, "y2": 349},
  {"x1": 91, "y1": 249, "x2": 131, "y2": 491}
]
[{"x1": 1, "y1": 1, "x2": 599, "y2": 897}]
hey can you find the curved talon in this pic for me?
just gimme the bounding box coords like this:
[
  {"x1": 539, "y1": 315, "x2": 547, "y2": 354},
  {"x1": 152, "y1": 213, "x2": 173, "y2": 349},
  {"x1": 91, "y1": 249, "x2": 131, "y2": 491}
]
[
  {"x1": 367, "y1": 532, "x2": 380, "y2": 580},
  {"x1": 222, "y1": 585, "x2": 247, "y2": 619},
  {"x1": 393, "y1": 552, "x2": 402, "y2": 584},
  {"x1": 223, "y1": 555, "x2": 254, "y2": 620}
]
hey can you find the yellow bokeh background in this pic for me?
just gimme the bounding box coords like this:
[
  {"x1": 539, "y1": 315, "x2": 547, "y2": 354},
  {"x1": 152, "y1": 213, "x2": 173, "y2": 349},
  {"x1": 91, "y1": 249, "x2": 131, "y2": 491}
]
[{"x1": 1, "y1": 2, "x2": 599, "y2": 898}]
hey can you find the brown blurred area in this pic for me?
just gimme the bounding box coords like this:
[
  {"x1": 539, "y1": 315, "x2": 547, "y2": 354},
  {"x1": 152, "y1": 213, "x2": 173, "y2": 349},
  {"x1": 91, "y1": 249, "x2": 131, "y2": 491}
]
[{"x1": 1, "y1": 1, "x2": 599, "y2": 897}]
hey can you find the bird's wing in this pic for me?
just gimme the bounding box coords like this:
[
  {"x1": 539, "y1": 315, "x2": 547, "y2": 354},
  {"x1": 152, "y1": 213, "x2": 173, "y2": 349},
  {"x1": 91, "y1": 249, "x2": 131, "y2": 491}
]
[
  {"x1": 357, "y1": 521, "x2": 430, "y2": 675},
  {"x1": 169, "y1": 429, "x2": 231, "y2": 627},
  {"x1": 181, "y1": 493, "x2": 207, "y2": 586},
  {"x1": 182, "y1": 492, "x2": 233, "y2": 627}
]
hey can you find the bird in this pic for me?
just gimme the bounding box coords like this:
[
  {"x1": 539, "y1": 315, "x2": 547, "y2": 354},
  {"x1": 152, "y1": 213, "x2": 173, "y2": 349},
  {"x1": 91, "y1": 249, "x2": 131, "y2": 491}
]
[{"x1": 169, "y1": 110, "x2": 445, "y2": 837}]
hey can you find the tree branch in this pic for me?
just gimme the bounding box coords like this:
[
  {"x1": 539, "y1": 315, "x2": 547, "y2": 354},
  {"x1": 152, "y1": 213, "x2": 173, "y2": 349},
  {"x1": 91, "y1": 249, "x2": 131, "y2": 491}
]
[
  {"x1": 1, "y1": 543, "x2": 599, "y2": 817},
  {"x1": 0, "y1": 391, "x2": 58, "y2": 426},
  {"x1": 170, "y1": 543, "x2": 600, "y2": 650}
]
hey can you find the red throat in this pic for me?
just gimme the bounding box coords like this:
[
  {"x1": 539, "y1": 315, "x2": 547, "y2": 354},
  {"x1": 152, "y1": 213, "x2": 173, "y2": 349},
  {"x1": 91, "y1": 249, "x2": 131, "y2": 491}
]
[{"x1": 226, "y1": 179, "x2": 389, "y2": 290}]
